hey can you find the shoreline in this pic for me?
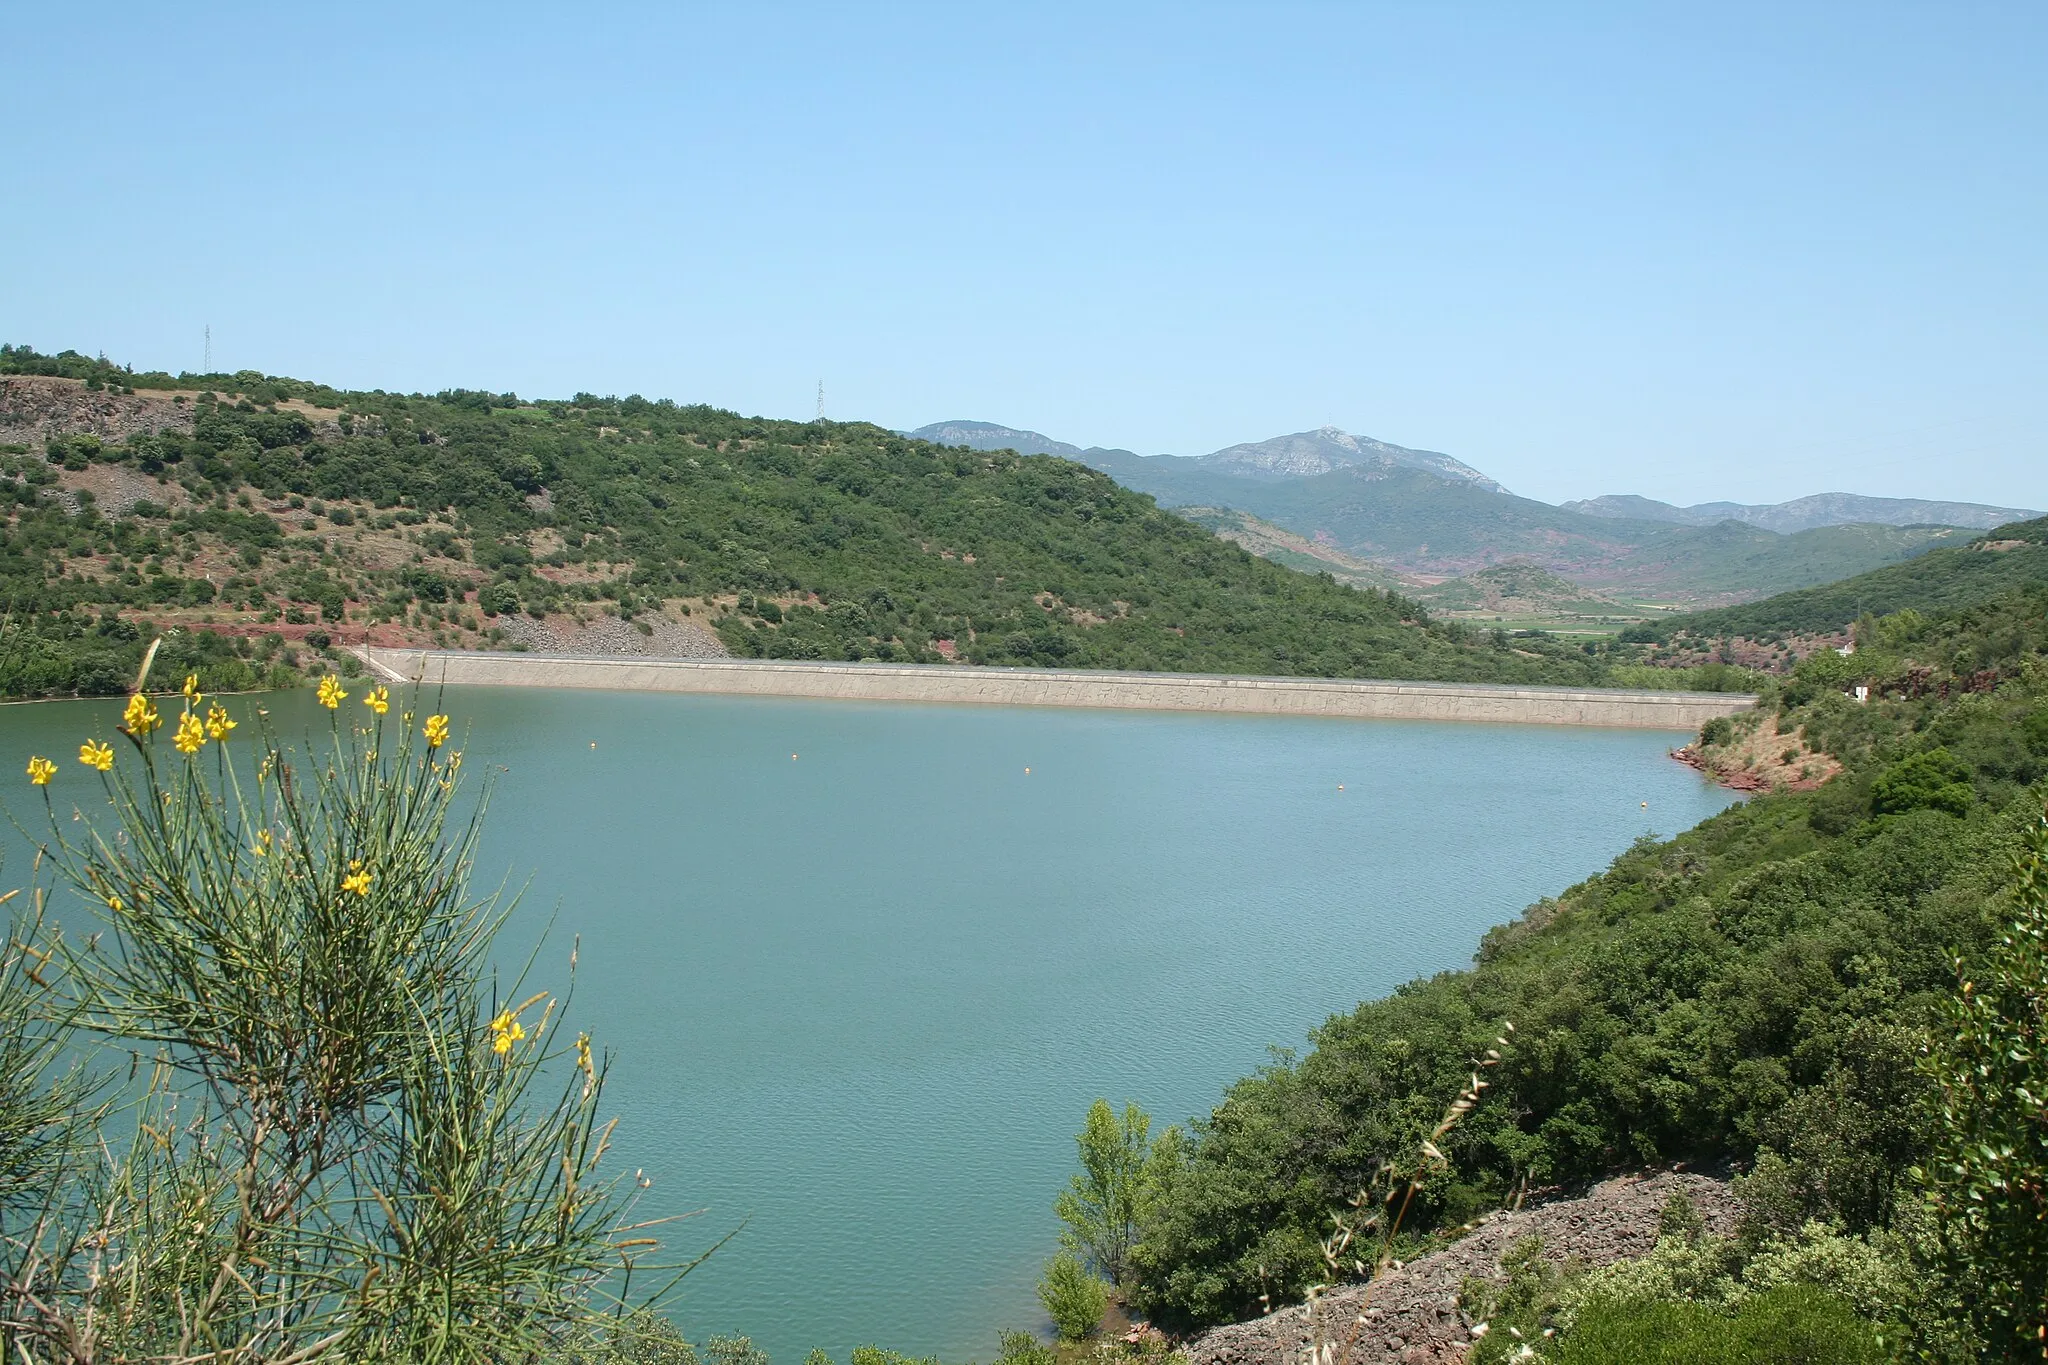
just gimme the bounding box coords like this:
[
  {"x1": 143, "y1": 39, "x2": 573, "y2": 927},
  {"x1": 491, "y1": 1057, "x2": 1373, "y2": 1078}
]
[{"x1": 354, "y1": 647, "x2": 1756, "y2": 730}]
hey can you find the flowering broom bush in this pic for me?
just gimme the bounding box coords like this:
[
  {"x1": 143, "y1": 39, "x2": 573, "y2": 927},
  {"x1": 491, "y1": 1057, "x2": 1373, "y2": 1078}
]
[{"x1": 0, "y1": 662, "x2": 678, "y2": 1362}]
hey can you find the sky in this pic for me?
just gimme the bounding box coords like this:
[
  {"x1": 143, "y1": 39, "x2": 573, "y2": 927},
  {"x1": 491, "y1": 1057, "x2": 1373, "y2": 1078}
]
[{"x1": 3, "y1": 2, "x2": 2043, "y2": 509}]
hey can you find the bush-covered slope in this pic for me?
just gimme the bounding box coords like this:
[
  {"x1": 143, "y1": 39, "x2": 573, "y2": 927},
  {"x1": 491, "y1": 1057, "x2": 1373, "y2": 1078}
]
[
  {"x1": 0, "y1": 346, "x2": 1618, "y2": 691},
  {"x1": 1127, "y1": 587, "x2": 2048, "y2": 1329},
  {"x1": 1622, "y1": 516, "x2": 2048, "y2": 643}
]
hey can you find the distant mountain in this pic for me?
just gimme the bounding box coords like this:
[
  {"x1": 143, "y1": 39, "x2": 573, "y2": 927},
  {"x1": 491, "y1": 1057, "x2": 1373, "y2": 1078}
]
[
  {"x1": 1564, "y1": 491, "x2": 2039, "y2": 534},
  {"x1": 906, "y1": 421, "x2": 1502, "y2": 492},
  {"x1": 905, "y1": 417, "x2": 2015, "y2": 607},
  {"x1": 1195, "y1": 427, "x2": 1505, "y2": 491},
  {"x1": 1573, "y1": 520, "x2": 1965, "y2": 604},
  {"x1": 902, "y1": 420, "x2": 1122, "y2": 460}
]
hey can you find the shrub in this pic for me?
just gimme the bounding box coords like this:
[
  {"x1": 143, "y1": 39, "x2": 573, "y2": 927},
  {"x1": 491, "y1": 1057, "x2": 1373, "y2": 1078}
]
[
  {"x1": 992, "y1": 1329, "x2": 1057, "y2": 1365},
  {"x1": 1869, "y1": 747, "x2": 1974, "y2": 817},
  {"x1": 1039, "y1": 1249, "x2": 1108, "y2": 1340},
  {"x1": 1921, "y1": 810, "x2": 2048, "y2": 1359},
  {"x1": 1553, "y1": 1285, "x2": 1885, "y2": 1364},
  {"x1": 0, "y1": 676, "x2": 671, "y2": 1358}
]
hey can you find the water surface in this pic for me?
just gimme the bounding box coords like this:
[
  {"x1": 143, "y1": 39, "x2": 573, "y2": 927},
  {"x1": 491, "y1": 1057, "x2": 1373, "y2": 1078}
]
[{"x1": 0, "y1": 687, "x2": 1738, "y2": 1360}]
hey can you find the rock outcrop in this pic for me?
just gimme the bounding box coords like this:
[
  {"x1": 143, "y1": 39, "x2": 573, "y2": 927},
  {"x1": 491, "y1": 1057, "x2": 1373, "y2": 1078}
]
[{"x1": 0, "y1": 376, "x2": 195, "y2": 445}]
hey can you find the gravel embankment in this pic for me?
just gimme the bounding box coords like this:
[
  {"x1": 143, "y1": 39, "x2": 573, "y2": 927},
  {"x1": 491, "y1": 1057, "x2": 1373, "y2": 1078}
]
[
  {"x1": 490, "y1": 611, "x2": 729, "y2": 658},
  {"x1": 1184, "y1": 1171, "x2": 1736, "y2": 1365}
]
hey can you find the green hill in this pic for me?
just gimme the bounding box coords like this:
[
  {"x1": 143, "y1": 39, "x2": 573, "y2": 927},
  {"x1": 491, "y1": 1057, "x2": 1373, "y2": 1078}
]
[
  {"x1": 1418, "y1": 561, "x2": 1627, "y2": 615},
  {"x1": 1623, "y1": 516, "x2": 2048, "y2": 642},
  {"x1": 0, "y1": 345, "x2": 1619, "y2": 694}
]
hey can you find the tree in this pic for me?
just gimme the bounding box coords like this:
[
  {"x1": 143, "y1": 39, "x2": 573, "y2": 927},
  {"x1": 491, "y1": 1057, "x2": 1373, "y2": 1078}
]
[
  {"x1": 1054, "y1": 1099, "x2": 1157, "y2": 1287},
  {"x1": 1923, "y1": 810, "x2": 2048, "y2": 1361},
  {"x1": 1037, "y1": 1250, "x2": 1108, "y2": 1341}
]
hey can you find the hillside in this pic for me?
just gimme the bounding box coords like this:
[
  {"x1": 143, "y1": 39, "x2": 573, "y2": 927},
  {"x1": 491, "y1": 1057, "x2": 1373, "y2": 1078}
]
[
  {"x1": 1171, "y1": 507, "x2": 1404, "y2": 591},
  {"x1": 0, "y1": 347, "x2": 1617, "y2": 696},
  {"x1": 1417, "y1": 561, "x2": 1629, "y2": 616},
  {"x1": 1575, "y1": 518, "x2": 1964, "y2": 602},
  {"x1": 1625, "y1": 515, "x2": 2048, "y2": 643}
]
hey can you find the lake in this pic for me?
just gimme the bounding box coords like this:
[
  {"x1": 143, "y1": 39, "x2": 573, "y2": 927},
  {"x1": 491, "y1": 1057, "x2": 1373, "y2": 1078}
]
[{"x1": 0, "y1": 686, "x2": 1739, "y2": 1361}]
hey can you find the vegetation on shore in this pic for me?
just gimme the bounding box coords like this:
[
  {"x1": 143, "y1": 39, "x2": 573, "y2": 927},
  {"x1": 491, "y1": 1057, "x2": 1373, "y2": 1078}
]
[{"x1": 1028, "y1": 586, "x2": 2048, "y2": 1360}]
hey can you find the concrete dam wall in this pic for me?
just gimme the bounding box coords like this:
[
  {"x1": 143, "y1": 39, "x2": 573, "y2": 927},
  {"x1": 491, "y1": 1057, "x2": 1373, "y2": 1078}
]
[{"x1": 358, "y1": 649, "x2": 1756, "y2": 731}]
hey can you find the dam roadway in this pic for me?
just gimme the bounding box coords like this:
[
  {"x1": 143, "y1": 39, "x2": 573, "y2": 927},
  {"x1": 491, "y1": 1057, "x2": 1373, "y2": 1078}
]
[{"x1": 356, "y1": 648, "x2": 1755, "y2": 730}]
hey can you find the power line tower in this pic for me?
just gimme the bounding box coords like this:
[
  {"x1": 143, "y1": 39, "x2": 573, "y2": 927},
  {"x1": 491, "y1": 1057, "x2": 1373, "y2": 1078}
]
[{"x1": 815, "y1": 379, "x2": 825, "y2": 422}]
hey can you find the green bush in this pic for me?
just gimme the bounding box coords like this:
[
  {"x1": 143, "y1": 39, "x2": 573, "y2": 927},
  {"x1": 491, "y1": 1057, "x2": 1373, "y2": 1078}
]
[
  {"x1": 992, "y1": 1329, "x2": 1057, "y2": 1365},
  {"x1": 849, "y1": 1347, "x2": 942, "y2": 1365},
  {"x1": 1869, "y1": 747, "x2": 1975, "y2": 817},
  {"x1": 1551, "y1": 1285, "x2": 1885, "y2": 1364},
  {"x1": 1038, "y1": 1250, "x2": 1108, "y2": 1340}
]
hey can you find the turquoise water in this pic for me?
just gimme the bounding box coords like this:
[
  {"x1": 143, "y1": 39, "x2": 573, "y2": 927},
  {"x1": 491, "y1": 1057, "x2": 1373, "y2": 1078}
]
[{"x1": 0, "y1": 687, "x2": 1738, "y2": 1361}]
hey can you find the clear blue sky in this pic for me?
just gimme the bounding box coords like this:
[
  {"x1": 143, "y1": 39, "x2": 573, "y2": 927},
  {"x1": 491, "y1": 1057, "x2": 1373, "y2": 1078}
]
[{"x1": 4, "y1": 3, "x2": 2042, "y2": 509}]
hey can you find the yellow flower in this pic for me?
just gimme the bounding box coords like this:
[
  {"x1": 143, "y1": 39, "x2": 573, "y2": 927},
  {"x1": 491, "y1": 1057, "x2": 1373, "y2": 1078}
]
[
  {"x1": 26, "y1": 756, "x2": 56, "y2": 786},
  {"x1": 182, "y1": 674, "x2": 201, "y2": 702},
  {"x1": 79, "y1": 740, "x2": 114, "y2": 772},
  {"x1": 340, "y1": 861, "x2": 373, "y2": 897},
  {"x1": 317, "y1": 676, "x2": 347, "y2": 709},
  {"x1": 123, "y1": 693, "x2": 161, "y2": 735},
  {"x1": 489, "y1": 1009, "x2": 527, "y2": 1056},
  {"x1": 424, "y1": 714, "x2": 450, "y2": 749},
  {"x1": 173, "y1": 711, "x2": 206, "y2": 756},
  {"x1": 363, "y1": 685, "x2": 390, "y2": 717},
  {"x1": 205, "y1": 704, "x2": 236, "y2": 741}
]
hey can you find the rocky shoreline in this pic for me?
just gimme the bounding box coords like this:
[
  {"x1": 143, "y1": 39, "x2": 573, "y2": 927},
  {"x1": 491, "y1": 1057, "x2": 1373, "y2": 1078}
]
[{"x1": 1182, "y1": 1170, "x2": 1736, "y2": 1365}]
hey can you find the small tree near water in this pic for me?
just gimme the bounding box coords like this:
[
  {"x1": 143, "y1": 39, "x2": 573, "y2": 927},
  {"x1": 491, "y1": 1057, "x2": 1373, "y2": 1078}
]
[
  {"x1": 1039, "y1": 1249, "x2": 1109, "y2": 1341},
  {"x1": 1054, "y1": 1098, "x2": 1157, "y2": 1287}
]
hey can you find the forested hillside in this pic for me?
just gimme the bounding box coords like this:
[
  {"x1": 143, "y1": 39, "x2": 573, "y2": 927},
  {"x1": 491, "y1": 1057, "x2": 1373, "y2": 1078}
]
[
  {"x1": 1624, "y1": 515, "x2": 2048, "y2": 643},
  {"x1": 1120, "y1": 586, "x2": 2048, "y2": 1350},
  {"x1": 0, "y1": 346, "x2": 1619, "y2": 695}
]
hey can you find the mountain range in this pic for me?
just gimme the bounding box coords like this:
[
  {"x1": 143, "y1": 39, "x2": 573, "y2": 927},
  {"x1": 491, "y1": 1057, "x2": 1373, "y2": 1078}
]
[
  {"x1": 907, "y1": 419, "x2": 2038, "y2": 609},
  {"x1": 1563, "y1": 491, "x2": 2037, "y2": 534}
]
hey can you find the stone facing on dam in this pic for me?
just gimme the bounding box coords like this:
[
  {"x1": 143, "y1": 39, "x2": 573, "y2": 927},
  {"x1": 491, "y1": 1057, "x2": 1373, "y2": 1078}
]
[{"x1": 359, "y1": 648, "x2": 1756, "y2": 730}]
